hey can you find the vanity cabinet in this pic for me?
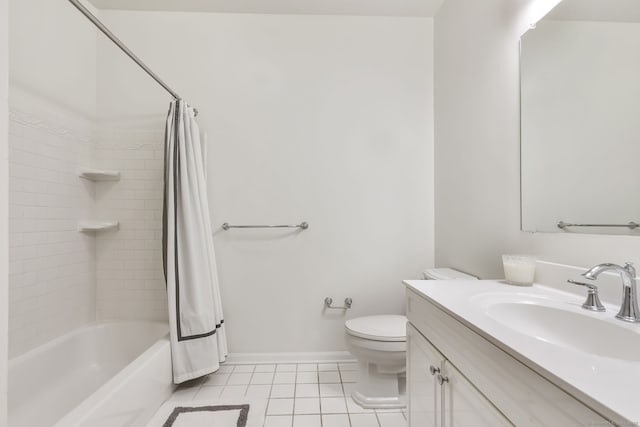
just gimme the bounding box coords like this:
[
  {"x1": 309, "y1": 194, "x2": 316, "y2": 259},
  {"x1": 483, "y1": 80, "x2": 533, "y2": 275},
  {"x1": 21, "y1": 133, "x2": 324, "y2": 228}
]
[
  {"x1": 407, "y1": 324, "x2": 512, "y2": 427},
  {"x1": 407, "y1": 323, "x2": 440, "y2": 427},
  {"x1": 406, "y1": 288, "x2": 615, "y2": 427}
]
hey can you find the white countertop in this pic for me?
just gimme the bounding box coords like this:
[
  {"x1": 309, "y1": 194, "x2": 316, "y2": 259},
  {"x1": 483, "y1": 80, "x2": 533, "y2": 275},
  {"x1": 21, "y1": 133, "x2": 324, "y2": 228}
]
[{"x1": 404, "y1": 279, "x2": 640, "y2": 425}]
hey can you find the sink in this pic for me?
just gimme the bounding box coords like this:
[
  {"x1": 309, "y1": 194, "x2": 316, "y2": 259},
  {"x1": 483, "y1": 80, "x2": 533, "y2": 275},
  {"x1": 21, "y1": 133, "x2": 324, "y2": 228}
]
[{"x1": 484, "y1": 301, "x2": 640, "y2": 361}]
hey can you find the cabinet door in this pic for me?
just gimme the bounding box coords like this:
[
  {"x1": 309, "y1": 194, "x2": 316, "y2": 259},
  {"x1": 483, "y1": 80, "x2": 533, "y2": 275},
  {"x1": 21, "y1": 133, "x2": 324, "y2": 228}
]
[
  {"x1": 407, "y1": 324, "x2": 442, "y2": 427},
  {"x1": 442, "y1": 361, "x2": 513, "y2": 427}
]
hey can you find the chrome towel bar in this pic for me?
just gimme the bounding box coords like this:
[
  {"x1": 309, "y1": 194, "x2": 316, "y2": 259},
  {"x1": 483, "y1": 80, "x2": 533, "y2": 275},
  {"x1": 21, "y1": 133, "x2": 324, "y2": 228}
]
[
  {"x1": 222, "y1": 222, "x2": 309, "y2": 231},
  {"x1": 557, "y1": 221, "x2": 639, "y2": 230}
]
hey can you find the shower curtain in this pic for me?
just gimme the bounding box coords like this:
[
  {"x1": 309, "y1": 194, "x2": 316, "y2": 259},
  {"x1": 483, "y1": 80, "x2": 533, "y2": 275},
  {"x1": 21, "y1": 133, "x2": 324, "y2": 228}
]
[{"x1": 163, "y1": 100, "x2": 227, "y2": 384}]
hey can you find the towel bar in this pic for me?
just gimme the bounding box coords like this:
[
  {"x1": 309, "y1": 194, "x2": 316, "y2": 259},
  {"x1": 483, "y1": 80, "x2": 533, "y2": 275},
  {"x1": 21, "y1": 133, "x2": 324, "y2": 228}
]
[
  {"x1": 557, "y1": 221, "x2": 639, "y2": 230},
  {"x1": 222, "y1": 222, "x2": 309, "y2": 231}
]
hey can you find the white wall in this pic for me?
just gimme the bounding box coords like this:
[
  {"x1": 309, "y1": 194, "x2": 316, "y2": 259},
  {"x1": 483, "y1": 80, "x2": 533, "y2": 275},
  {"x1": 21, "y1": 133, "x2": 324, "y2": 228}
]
[
  {"x1": 7, "y1": 0, "x2": 98, "y2": 357},
  {"x1": 1, "y1": 0, "x2": 9, "y2": 421},
  {"x1": 434, "y1": 0, "x2": 640, "y2": 279},
  {"x1": 97, "y1": 11, "x2": 434, "y2": 353},
  {"x1": 9, "y1": 0, "x2": 97, "y2": 116}
]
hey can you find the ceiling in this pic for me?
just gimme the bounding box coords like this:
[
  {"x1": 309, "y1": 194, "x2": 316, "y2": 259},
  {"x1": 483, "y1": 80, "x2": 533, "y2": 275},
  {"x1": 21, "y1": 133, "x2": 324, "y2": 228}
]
[
  {"x1": 546, "y1": 0, "x2": 640, "y2": 23},
  {"x1": 87, "y1": 0, "x2": 444, "y2": 17}
]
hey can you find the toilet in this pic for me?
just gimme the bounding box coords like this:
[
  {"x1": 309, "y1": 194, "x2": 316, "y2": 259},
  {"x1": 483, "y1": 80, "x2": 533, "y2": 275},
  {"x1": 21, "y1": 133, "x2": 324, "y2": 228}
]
[{"x1": 344, "y1": 268, "x2": 478, "y2": 409}]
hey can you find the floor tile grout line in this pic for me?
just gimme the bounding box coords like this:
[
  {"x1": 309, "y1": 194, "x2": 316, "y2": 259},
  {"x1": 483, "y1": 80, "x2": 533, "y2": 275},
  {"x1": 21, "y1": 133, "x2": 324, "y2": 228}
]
[
  {"x1": 253, "y1": 381, "x2": 269, "y2": 425},
  {"x1": 292, "y1": 363, "x2": 300, "y2": 427},
  {"x1": 374, "y1": 411, "x2": 383, "y2": 427},
  {"x1": 318, "y1": 368, "x2": 324, "y2": 427},
  {"x1": 244, "y1": 365, "x2": 259, "y2": 395},
  {"x1": 340, "y1": 380, "x2": 352, "y2": 427},
  {"x1": 193, "y1": 379, "x2": 204, "y2": 398},
  {"x1": 225, "y1": 362, "x2": 402, "y2": 427},
  {"x1": 292, "y1": 365, "x2": 299, "y2": 415}
]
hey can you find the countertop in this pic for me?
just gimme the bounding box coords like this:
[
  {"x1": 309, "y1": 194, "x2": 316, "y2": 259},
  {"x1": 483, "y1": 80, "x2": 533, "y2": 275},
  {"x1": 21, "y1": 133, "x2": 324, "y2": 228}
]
[{"x1": 404, "y1": 279, "x2": 640, "y2": 425}]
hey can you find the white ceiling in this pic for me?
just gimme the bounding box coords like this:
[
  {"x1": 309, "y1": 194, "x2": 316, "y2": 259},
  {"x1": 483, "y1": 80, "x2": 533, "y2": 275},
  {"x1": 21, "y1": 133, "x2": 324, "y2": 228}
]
[
  {"x1": 546, "y1": 0, "x2": 640, "y2": 23},
  {"x1": 87, "y1": 0, "x2": 444, "y2": 17}
]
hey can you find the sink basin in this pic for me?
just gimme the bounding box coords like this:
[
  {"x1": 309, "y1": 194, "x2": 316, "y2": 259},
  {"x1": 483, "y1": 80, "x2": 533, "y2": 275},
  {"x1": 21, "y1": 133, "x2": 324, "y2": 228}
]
[{"x1": 485, "y1": 301, "x2": 640, "y2": 361}]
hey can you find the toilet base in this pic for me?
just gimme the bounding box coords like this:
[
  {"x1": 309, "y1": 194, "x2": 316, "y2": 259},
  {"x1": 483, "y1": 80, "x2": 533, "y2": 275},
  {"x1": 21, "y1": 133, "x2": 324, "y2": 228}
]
[
  {"x1": 351, "y1": 390, "x2": 406, "y2": 409},
  {"x1": 349, "y1": 361, "x2": 406, "y2": 409}
]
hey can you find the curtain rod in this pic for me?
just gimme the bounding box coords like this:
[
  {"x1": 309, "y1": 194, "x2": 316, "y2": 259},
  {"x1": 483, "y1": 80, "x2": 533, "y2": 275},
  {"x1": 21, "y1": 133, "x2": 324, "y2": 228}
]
[{"x1": 67, "y1": 0, "x2": 198, "y2": 116}]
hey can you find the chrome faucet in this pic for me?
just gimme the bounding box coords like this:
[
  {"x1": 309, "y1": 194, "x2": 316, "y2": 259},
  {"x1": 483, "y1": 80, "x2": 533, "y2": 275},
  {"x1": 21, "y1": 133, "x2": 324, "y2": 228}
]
[{"x1": 582, "y1": 262, "x2": 640, "y2": 323}]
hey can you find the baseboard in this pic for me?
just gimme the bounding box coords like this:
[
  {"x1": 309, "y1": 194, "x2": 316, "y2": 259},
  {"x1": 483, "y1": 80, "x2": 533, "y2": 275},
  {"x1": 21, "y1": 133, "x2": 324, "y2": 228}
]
[{"x1": 224, "y1": 351, "x2": 356, "y2": 365}]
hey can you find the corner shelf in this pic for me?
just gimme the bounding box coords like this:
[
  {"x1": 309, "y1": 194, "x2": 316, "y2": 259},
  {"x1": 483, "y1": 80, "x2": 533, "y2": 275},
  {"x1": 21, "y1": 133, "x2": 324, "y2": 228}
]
[
  {"x1": 77, "y1": 167, "x2": 120, "y2": 233},
  {"x1": 77, "y1": 221, "x2": 119, "y2": 233},
  {"x1": 78, "y1": 167, "x2": 120, "y2": 182}
]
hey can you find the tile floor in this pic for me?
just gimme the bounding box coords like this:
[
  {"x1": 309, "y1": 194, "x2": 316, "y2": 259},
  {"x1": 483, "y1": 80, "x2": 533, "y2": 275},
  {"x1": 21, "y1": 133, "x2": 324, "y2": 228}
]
[{"x1": 167, "y1": 362, "x2": 407, "y2": 427}]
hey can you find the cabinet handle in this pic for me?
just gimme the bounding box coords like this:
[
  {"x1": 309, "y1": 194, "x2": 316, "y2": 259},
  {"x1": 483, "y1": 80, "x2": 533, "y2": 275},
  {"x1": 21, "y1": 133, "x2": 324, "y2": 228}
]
[
  {"x1": 429, "y1": 365, "x2": 440, "y2": 375},
  {"x1": 437, "y1": 373, "x2": 449, "y2": 385}
]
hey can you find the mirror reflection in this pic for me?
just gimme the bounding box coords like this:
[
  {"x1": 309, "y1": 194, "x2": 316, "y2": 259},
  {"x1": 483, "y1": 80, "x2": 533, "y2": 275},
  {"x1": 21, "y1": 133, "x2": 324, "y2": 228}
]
[{"x1": 520, "y1": 0, "x2": 640, "y2": 234}]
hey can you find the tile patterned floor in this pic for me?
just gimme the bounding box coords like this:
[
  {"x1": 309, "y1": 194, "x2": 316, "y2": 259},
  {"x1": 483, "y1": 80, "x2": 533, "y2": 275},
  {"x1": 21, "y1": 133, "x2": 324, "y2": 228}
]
[{"x1": 167, "y1": 362, "x2": 407, "y2": 427}]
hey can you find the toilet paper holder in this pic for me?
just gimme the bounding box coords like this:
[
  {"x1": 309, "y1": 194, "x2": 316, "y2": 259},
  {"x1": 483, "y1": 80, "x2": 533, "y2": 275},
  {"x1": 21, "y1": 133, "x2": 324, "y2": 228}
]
[{"x1": 325, "y1": 297, "x2": 353, "y2": 310}]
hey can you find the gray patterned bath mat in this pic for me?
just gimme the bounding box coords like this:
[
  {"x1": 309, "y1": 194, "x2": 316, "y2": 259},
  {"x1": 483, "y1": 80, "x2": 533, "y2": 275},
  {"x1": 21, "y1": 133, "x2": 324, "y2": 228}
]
[
  {"x1": 163, "y1": 404, "x2": 249, "y2": 427},
  {"x1": 148, "y1": 399, "x2": 266, "y2": 427}
]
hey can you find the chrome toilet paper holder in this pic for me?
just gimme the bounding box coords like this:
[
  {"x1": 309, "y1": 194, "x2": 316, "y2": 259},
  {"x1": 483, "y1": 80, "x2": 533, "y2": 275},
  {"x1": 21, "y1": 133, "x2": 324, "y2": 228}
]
[{"x1": 325, "y1": 297, "x2": 353, "y2": 310}]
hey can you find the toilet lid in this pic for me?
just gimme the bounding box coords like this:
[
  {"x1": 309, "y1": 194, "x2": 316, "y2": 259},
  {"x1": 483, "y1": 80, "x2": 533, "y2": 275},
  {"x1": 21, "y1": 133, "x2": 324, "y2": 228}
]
[
  {"x1": 423, "y1": 268, "x2": 478, "y2": 280},
  {"x1": 345, "y1": 315, "x2": 407, "y2": 342}
]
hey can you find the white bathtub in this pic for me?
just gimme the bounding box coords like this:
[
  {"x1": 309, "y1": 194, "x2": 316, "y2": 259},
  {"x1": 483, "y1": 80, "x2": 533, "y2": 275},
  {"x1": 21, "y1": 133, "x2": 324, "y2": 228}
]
[{"x1": 8, "y1": 321, "x2": 174, "y2": 427}]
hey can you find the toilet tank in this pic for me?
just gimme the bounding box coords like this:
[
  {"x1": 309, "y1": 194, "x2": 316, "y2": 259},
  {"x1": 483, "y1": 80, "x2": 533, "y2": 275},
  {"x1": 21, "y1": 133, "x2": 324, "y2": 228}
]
[{"x1": 423, "y1": 268, "x2": 478, "y2": 280}]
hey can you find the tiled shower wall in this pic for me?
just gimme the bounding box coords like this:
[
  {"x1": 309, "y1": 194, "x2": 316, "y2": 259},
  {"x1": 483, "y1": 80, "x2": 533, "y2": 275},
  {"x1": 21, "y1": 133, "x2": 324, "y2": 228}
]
[
  {"x1": 94, "y1": 121, "x2": 168, "y2": 321},
  {"x1": 8, "y1": 90, "x2": 96, "y2": 357},
  {"x1": 8, "y1": 89, "x2": 169, "y2": 357}
]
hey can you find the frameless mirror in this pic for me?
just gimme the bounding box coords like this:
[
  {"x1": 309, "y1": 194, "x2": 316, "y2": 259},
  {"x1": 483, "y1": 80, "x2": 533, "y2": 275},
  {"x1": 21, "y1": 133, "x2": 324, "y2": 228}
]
[{"x1": 520, "y1": 0, "x2": 640, "y2": 235}]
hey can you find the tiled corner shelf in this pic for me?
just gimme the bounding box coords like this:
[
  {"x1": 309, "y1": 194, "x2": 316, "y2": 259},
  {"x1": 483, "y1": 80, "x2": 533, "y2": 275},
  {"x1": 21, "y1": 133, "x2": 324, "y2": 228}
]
[
  {"x1": 77, "y1": 221, "x2": 119, "y2": 233},
  {"x1": 77, "y1": 167, "x2": 121, "y2": 233},
  {"x1": 78, "y1": 167, "x2": 120, "y2": 182}
]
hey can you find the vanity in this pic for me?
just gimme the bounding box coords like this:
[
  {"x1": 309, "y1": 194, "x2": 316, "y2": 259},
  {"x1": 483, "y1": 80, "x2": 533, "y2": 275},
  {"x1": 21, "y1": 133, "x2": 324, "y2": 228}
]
[
  {"x1": 401, "y1": 0, "x2": 640, "y2": 422},
  {"x1": 404, "y1": 279, "x2": 638, "y2": 426}
]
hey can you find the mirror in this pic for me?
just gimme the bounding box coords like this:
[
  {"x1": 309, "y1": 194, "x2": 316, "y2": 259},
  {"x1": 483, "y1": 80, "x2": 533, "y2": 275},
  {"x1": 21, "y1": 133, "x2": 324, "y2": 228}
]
[{"x1": 520, "y1": 0, "x2": 640, "y2": 235}]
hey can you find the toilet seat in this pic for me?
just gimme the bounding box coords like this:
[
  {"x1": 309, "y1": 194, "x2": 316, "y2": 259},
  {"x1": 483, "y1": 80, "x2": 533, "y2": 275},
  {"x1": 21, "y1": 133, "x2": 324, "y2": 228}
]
[{"x1": 345, "y1": 315, "x2": 406, "y2": 342}]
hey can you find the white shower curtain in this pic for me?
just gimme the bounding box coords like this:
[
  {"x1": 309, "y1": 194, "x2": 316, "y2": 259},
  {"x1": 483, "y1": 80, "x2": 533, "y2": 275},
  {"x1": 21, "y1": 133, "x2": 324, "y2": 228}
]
[{"x1": 163, "y1": 100, "x2": 227, "y2": 384}]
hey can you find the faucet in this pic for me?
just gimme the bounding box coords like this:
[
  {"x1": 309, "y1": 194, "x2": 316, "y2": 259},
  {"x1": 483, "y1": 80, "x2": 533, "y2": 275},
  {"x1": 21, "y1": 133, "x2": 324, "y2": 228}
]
[{"x1": 582, "y1": 262, "x2": 640, "y2": 323}]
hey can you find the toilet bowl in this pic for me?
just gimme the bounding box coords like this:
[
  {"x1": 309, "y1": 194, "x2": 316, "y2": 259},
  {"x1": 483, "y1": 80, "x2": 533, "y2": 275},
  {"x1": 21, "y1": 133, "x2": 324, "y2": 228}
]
[
  {"x1": 344, "y1": 268, "x2": 478, "y2": 409},
  {"x1": 345, "y1": 315, "x2": 408, "y2": 409}
]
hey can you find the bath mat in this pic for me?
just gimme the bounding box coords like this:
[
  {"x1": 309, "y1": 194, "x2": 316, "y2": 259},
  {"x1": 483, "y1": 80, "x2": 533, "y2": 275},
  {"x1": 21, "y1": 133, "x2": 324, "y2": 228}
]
[
  {"x1": 163, "y1": 405, "x2": 248, "y2": 427},
  {"x1": 147, "y1": 399, "x2": 266, "y2": 427}
]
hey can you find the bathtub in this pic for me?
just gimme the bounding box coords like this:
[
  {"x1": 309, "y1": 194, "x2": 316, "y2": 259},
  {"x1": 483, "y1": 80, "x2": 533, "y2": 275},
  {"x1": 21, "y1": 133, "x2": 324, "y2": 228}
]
[{"x1": 8, "y1": 321, "x2": 174, "y2": 427}]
